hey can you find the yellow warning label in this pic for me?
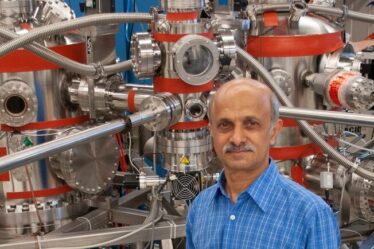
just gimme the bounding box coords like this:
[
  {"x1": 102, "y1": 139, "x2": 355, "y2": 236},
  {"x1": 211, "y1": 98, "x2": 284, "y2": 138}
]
[{"x1": 180, "y1": 156, "x2": 190, "y2": 165}]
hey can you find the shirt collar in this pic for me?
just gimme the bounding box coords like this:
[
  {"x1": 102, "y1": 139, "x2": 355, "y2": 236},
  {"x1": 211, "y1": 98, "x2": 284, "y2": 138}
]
[{"x1": 212, "y1": 159, "x2": 280, "y2": 212}]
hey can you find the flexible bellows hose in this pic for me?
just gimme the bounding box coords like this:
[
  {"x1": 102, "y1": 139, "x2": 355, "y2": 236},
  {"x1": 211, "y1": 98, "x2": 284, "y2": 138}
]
[
  {"x1": 0, "y1": 13, "x2": 153, "y2": 58},
  {"x1": 0, "y1": 13, "x2": 146, "y2": 75},
  {"x1": 0, "y1": 29, "x2": 132, "y2": 75},
  {"x1": 0, "y1": 28, "x2": 97, "y2": 75}
]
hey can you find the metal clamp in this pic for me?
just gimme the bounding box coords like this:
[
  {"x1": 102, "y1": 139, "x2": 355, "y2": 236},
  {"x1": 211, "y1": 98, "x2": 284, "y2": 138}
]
[
  {"x1": 338, "y1": 5, "x2": 348, "y2": 23},
  {"x1": 92, "y1": 62, "x2": 106, "y2": 79},
  {"x1": 349, "y1": 157, "x2": 361, "y2": 174}
]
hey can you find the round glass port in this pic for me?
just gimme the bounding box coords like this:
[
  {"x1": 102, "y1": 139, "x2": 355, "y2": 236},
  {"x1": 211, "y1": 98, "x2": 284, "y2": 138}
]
[{"x1": 183, "y1": 45, "x2": 213, "y2": 76}]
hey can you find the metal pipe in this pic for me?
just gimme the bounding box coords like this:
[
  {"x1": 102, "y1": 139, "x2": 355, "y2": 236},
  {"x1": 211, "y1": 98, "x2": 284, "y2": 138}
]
[
  {"x1": 136, "y1": 187, "x2": 160, "y2": 249},
  {"x1": 308, "y1": 4, "x2": 374, "y2": 23},
  {"x1": 125, "y1": 84, "x2": 154, "y2": 90},
  {"x1": 0, "y1": 110, "x2": 158, "y2": 174},
  {"x1": 247, "y1": 4, "x2": 374, "y2": 23},
  {"x1": 109, "y1": 89, "x2": 153, "y2": 111},
  {"x1": 280, "y1": 107, "x2": 374, "y2": 127},
  {"x1": 0, "y1": 119, "x2": 125, "y2": 173},
  {"x1": 128, "y1": 109, "x2": 160, "y2": 127}
]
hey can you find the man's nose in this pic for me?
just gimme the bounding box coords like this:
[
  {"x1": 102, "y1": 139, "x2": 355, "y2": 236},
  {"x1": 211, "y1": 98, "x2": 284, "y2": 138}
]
[{"x1": 230, "y1": 126, "x2": 246, "y2": 145}]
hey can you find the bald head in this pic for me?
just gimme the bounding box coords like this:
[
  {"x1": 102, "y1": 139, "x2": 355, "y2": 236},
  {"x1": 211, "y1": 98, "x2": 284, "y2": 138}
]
[{"x1": 209, "y1": 78, "x2": 280, "y2": 126}]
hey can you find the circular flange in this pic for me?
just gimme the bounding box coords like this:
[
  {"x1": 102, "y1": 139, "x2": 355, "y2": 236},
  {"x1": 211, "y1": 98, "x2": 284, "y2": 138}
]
[
  {"x1": 0, "y1": 79, "x2": 37, "y2": 127},
  {"x1": 215, "y1": 30, "x2": 237, "y2": 75},
  {"x1": 350, "y1": 162, "x2": 374, "y2": 222},
  {"x1": 130, "y1": 32, "x2": 161, "y2": 79},
  {"x1": 49, "y1": 127, "x2": 120, "y2": 194},
  {"x1": 184, "y1": 98, "x2": 207, "y2": 121},
  {"x1": 139, "y1": 93, "x2": 182, "y2": 131},
  {"x1": 173, "y1": 34, "x2": 220, "y2": 86},
  {"x1": 348, "y1": 76, "x2": 374, "y2": 111}
]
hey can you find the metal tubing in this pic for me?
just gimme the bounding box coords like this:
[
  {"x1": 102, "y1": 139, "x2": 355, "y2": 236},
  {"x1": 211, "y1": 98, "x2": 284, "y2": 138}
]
[
  {"x1": 128, "y1": 109, "x2": 160, "y2": 127},
  {"x1": 0, "y1": 110, "x2": 158, "y2": 174},
  {"x1": 0, "y1": 219, "x2": 186, "y2": 249},
  {"x1": 109, "y1": 89, "x2": 153, "y2": 111},
  {"x1": 0, "y1": 119, "x2": 125, "y2": 173},
  {"x1": 248, "y1": 4, "x2": 374, "y2": 23},
  {"x1": 50, "y1": 209, "x2": 109, "y2": 234},
  {"x1": 280, "y1": 107, "x2": 374, "y2": 127}
]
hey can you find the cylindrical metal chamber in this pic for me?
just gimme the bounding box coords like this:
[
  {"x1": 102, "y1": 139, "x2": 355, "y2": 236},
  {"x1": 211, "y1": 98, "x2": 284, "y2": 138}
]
[
  {"x1": 139, "y1": 11, "x2": 217, "y2": 173},
  {"x1": 157, "y1": 128, "x2": 213, "y2": 172},
  {"x1": 245, "y1": 11, "x2": 344, "y2": 172},
  {"x1": 0, "y1": 3, "x2": 89, "y2": 236},
  {"x1": 161, "y1": 0, "x2": 203, "y2": 12}
]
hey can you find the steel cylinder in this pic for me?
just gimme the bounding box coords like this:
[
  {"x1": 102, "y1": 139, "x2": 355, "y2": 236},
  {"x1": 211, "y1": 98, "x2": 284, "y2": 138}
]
[{"x1": 0, "y1": 2, "x2": 88, "y2": 236}]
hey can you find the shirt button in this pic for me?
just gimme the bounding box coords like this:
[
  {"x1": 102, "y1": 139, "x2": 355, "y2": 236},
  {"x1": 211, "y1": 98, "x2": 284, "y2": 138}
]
[{"x1": 229, "y1": 214, "x2": 236, "y2": 221}]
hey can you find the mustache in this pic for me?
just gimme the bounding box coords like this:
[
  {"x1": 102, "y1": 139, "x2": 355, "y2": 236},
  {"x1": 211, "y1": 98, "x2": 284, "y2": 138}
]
[{"x1": 223, "y1": 143, "x2": 256, "y2": 153}]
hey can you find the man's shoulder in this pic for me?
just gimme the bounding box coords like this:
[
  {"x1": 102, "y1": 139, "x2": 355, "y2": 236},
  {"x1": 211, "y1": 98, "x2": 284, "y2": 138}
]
[
  {"x1": 278, "y1": 175, "x2": 330, "y2": 211},
  {"x1": 191, "y1": 183, "x2": 218, "y2": 207}
]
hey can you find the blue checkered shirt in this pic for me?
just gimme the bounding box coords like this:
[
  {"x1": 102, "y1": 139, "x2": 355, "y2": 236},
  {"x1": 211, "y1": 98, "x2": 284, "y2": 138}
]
[{"x1": 186, "y1": 160, "x2": 340, "y2": 249}]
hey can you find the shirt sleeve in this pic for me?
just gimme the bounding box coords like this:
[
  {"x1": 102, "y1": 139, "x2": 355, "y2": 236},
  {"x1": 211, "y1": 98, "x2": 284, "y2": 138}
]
[
  {"x1": 305, "y1": 204, "x2": 341, "y2": 249},
  {"x1": 186, "y1": 201, "x2": 196, "y2": 249}
]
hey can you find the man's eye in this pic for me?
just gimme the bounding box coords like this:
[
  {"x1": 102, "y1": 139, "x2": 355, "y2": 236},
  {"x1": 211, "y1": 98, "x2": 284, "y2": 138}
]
[
  {"x1": 245, "y1": 121, "x2": 259, "y2": 128},
  {"x1": 218, "y1": 122, "x2": 230, "y2": 129}
]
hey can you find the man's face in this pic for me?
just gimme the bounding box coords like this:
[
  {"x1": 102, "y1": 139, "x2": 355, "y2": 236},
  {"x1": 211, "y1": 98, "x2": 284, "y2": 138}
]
[{"x1": 210, "y1": 86, "x2": 282, "y2": 172}]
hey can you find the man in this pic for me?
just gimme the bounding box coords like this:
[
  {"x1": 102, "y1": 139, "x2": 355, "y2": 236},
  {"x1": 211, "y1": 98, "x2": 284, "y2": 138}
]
[{"x1": 186, "y1": 78, "x2": 340, "y2": 249}]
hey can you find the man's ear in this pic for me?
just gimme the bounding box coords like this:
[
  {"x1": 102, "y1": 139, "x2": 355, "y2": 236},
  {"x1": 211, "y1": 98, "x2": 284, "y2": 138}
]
[{"x1": 270, "y1": 119, "x2": 283, "y2": 146}]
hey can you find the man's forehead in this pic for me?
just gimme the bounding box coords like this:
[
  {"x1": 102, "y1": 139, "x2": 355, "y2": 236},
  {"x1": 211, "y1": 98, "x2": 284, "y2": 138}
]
[
  {"x1": 215, "y1": 113, "x2": 260, "y2": 122},
  {"x1": 209, "y1": 80, "x2": 273, "y2": 120},
  {"x1": 214, "y1": 102, "x2": 262, "y2": 116},
  {"x1": 214, "y1": 88, "x2": 270, "y2": 110},
  {"x1": 214, "y1": 83, "x2": 270, "y2": 102}
]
